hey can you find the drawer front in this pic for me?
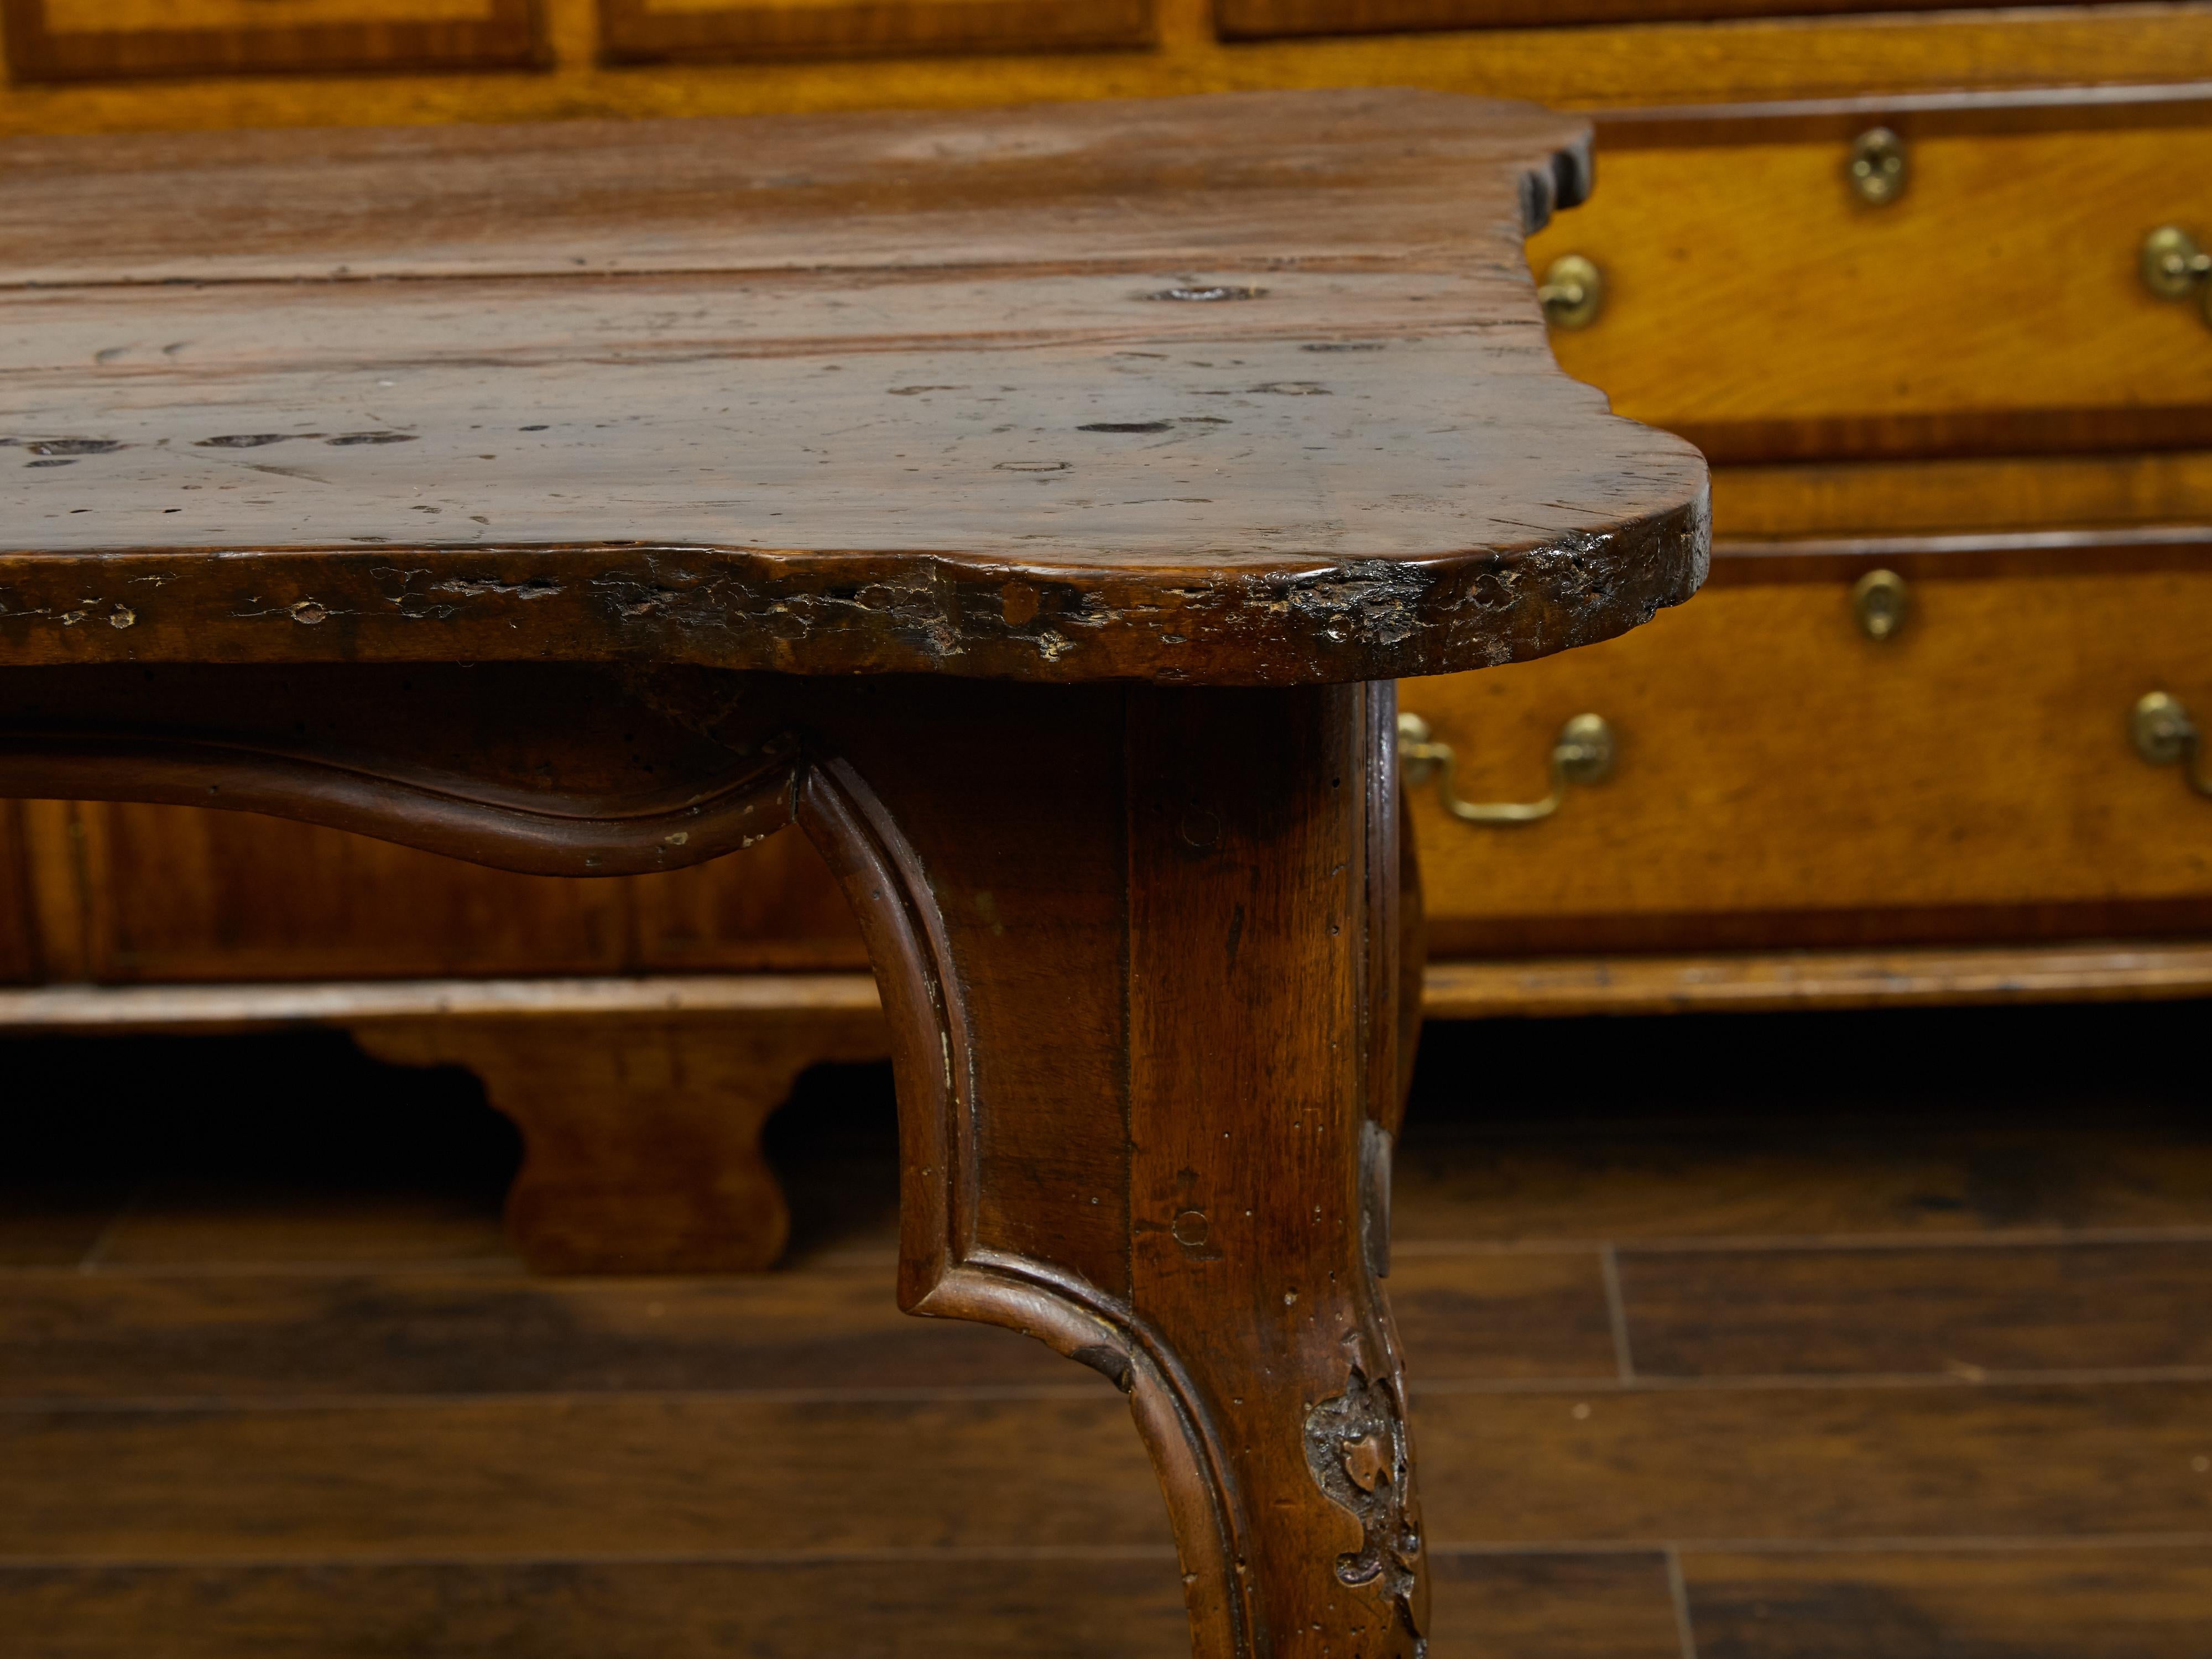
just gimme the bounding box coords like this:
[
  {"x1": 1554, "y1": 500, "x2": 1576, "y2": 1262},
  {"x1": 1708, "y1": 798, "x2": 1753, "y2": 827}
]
[
  {"x1": 1526, "y1": 116, "x2": 2212, "y2": 464},
  {"x1": 599, "y1": 0, "x2": 1151, "y2": 62},
  {"x1": 3, "y1": 0, "x2": 540, "y2": 80},
  {"x1": 1402, "y1": 556, "x2": 2212, "y2": 954}
]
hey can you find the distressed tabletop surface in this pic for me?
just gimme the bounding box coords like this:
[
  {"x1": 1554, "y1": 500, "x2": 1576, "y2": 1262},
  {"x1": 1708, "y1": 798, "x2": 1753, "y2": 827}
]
[{"x1": 0, "y1": 90, "x2": 1707, "y2": 685}]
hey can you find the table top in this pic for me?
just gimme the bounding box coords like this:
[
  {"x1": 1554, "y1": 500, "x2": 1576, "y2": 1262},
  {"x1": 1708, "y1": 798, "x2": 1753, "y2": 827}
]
[{"x1": 0, "y1": 90, "x2": 1707, "y2": 685}]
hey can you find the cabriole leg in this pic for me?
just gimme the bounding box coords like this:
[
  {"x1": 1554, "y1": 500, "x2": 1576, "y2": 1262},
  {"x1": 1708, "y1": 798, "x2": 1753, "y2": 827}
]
[{"x1": 802, "y1": 677, "x2": 1426, "y2": 1658}]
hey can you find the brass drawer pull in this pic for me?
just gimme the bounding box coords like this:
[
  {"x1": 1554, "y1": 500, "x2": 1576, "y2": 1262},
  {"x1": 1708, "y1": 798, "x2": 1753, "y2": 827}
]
[
  {"x1": 1537, "y1": 254, "x2": 1604, "y2": 330},
  {"x1": 2131, "y1": 692, "x2": 2212, "y2": 797},
  {"x1": 1851, "y1": 568, "x2": 1909, "y2": 641},
  {"x1": 1847, "y1": 128, "x2": 1908, "y2": 207},
  {"x1": 1398, "y1": 711, "x2": 1615, "y2": 826},
  {"x1": 2140, "y1": 227, "x2": 2211, "y2": 326}
]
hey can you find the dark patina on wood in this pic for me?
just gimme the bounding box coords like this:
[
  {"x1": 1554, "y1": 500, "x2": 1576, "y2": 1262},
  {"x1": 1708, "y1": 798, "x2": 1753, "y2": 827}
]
[
  {"x1": 0, "y1": 92, "x2": 1708, "y2": 1659},
  {"x1": 0, "y1": 91, "x2": 1705, "y2": 686}
]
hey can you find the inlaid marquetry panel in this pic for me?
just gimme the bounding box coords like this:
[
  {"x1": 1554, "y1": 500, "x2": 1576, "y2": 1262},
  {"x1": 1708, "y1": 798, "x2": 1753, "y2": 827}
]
[
  {"x1": 596, "y1": 0, "x2": 1150, "y2": 64},
  {"x1": 2, "y1": 0, "x2": 541, "y2": 81}
]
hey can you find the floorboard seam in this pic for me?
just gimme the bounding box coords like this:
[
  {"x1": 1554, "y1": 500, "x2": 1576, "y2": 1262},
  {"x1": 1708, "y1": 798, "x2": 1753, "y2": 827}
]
[
  {"x1": 1665, "y1": 1545, "x2": 1700, "y2": 1659},
  {"x1": 1427, "y1": 1534, "x2": 2212, "y2": 1556},
  {"x1": 1601, "y1": 1241, "x2": 1637, "y2": 1383},
  {"x1": 1391, "y1": 1226, "x2": 2212, "y2": 1257},
  {"x1": 16, "y1": 1364, "x2": 2212, "y2": 1413}
]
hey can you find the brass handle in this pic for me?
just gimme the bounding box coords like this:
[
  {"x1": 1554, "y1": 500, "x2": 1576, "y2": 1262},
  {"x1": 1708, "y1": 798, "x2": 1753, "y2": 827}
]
[
  {"x1": 1851, "y1": 568, "x2": 1909, "y2": 641},
  {"x1": 2140, "y1": 227, "x2": 2212, "y2": 326},
  {"x1": 2131, "y1": 692, "x2": 2212, "y2": 797},
  {"x1": 1847, "y1": 128, "x2": 1908, "y2": 207},
  {"x1": 1537, "y1": 254, "x2": 1604, "y2": 330},
  {"x1": 1398, "y1": 711, "x2": 1615, "y2": 826}
]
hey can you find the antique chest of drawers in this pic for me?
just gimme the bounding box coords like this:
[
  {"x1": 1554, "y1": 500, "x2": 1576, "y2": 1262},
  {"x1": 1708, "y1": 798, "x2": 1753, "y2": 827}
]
[{"x1": 3, "y1": 0, "x2": 2209, "y2": 1267}]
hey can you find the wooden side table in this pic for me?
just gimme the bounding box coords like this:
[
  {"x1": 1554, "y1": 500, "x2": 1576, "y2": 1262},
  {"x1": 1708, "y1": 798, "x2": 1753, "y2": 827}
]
[{"x1": 0, "y1": 92, "x2": 1705, "y2": 1656}]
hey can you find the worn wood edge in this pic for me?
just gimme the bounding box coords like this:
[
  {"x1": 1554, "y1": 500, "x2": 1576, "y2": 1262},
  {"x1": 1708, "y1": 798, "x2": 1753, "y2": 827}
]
[
  {"x1": 1421, "y1": 942, "x2": 2212, "y2": 1018},
  {"x1": 0, "y1": 495, "x2": 1710, "y2": 685}
]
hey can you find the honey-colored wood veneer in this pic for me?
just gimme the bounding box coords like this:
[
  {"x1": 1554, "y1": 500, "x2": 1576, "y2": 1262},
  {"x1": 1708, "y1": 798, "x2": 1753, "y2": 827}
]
[
  {"x1": 596, "y1": 0, "x2": 1152, "y2": 64},
  {"x1": 1528, "y1": 113, "x2": 2212, "y2": 463},
  {"x1": 4, "y1": 1, "x2": 2211, "y2": 137},
  {"x1": 1404, "y1": 557, "x2": 2212, "y2": 956}
]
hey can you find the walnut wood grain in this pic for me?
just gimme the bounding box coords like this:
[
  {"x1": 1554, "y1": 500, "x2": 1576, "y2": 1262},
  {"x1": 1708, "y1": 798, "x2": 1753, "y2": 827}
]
[
  {"x1": 5, "y1": 800, "x2": 865, "y2": 986},
  {"x1": 0, "y1": 665, "x2": 799, "y2": 879},
  {"x1": 795, "y1": 677, "x2": 1425, "y2": 1654},
  {"x1": 1620, "y1": 1241, "x2": 2212, "y2": 1378},
  {"x1": 0, "y1": 1250, "x2": 1621, "y2": 1400},
  {"x1": 0, "y1": 95, "x2": 1713, "y2": 1658},
  {"x1": 65, "y1": 802, "x2": 637, "y2": 982},
  {"x1": 0, "y1": 94, "x2": 1705, "y2": 688},
  {"x1": 12, "y1": 1006, "x2": 2212, "y2": 1653},
  {"x1": 16, "y1": 1377, "x2": 2212, "y2": 1556},
  {"x1": 0, "y1": 1553, "x2": 1693, "y2": 1659},
  {"x1": 1682, "y1": 1547, "x2": 2212, "y2": 1659}
]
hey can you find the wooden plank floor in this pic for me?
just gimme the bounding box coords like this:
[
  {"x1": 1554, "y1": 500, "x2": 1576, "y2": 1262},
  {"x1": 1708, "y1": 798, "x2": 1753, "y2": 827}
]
[{"x1": 6, "y1": 1003, "x2": 2212, "y2": 1657}]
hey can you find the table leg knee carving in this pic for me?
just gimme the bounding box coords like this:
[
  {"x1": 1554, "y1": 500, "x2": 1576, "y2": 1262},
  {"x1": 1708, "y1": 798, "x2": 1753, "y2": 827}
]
[{"x1": 802, "y1": 677, "x2": 1426, "y2": 1658}]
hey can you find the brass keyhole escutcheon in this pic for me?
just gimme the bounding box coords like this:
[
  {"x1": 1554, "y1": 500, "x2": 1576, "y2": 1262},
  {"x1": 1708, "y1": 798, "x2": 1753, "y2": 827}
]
[
  {"x1": 1537, "y1": 254, "x2": 1604, "y2": 330},
  {"x1": 1848, "y1": 128, "x2": 1908, "y2": 207},
  {"x1": 2140, "y1": 226, "x2": 2212, "y2": 327},
  {"x1": 1851, "y1": 568, "x2": 1910, "y2": 641}
]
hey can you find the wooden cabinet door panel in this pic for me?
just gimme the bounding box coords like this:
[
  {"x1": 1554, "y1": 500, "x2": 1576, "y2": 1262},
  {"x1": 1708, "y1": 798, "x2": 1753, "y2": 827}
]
[
  {"x1": 80, "y1": 803, "x2": 630, "y2": 982},
  {"x1": 2, "y1": 0, "x2": 541, "y2": 81},
  {"x1": 597, "y1": 0, "x2": 1150, "y2": 63},
  {"x1": 1402, "y1": 553, "x2": 2212, "y2": 955},
  {"x1": 1526, "y1": 112, "x2": 2212, "y2": 464}
]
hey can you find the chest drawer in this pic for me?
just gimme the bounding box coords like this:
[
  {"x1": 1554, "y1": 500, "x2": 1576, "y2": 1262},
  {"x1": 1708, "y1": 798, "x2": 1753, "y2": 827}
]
[
  {"x1": 597, "y1": 0, "x2": 1151, "y2": 62},
  {"x1": 3, "y1": 0, "x2": 541, "y2": 79},
  {"x1": 1526, "y1": 105, "x2": 2212, "y2": 464},
  {"x1": 1402, "y1": 543, "x2": 2212, "y2": 955}
]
